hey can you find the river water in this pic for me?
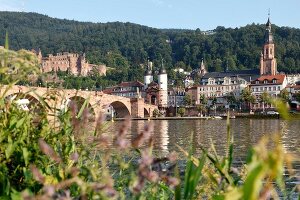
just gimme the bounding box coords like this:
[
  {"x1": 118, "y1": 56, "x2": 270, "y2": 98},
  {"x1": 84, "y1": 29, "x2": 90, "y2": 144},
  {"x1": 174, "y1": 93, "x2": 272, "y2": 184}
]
[
  {"x1": 107, "y1": 118, "x2": 299, "y2": 173},
  {"x1": 103, "y1": 118, "x2": 300, "y2": 197}
]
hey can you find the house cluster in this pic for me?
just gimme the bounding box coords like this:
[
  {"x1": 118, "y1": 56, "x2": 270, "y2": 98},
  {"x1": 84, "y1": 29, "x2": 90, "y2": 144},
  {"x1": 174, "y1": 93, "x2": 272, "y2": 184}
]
[
  {"x1": 103, "y1": 61, "x2": 169, "y2": 110},
  {"x1": 104, "y1": 16, "x2": 300, "y2": 115},
  {"x1": 185, "y1": 17, "x2": 300, "y2": 112}
]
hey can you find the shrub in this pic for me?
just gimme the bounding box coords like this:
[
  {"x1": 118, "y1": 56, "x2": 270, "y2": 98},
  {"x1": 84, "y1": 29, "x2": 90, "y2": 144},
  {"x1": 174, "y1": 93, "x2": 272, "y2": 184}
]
[{"x1": 177, "y1": 107, "x2": 185, "y2": 117}]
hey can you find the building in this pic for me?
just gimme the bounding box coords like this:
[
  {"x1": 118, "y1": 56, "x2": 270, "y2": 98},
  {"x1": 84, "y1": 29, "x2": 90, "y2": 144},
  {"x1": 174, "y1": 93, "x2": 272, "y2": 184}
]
[
  {"x1": 198, "y1": 59, "x2": 207, "y2": 77},
  {"x1": 250, "y1": 74, "x2": 287, "y2": 109},
  {"x1": 186, "y1": 75, "x2": 249, "y2": 106},
  {"x1": 145, "y1": 61, "x2": 168, "y2": 108},
  {"x1": 167, "y1": 88, "x2": 186, "y2": 107},
  {"x1": 184, "y1": 76, "x2": 194, "y2": 88},
  {"x1": 32, "y1": 50, "x2": 106, "y2": 76},
  {"x1": 103, "y1": 60, "x2": 168, "y2": 111},
  {"x1": 287, "y1": 74, "x2": 300, "y2": 85},
  {"x1": 248, "y1": 16, "x2": 293, "y2": 110},
  {"x1": 194, "y1": 58, "x2": 258, "y2": 102},
  {"x1": 259, "y1": 17, "x2": 277, "y2": 75},
  {"x1": 144, "y1": 61, "x2": 153, "y2": 89},
  {"x1": 103, "y1": 81, "x2": 145, "y2": 98}
]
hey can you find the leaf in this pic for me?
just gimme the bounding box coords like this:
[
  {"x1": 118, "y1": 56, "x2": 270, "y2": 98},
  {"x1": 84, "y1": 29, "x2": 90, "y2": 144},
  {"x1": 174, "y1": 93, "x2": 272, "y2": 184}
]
[
  {"x1": 22, "y1": 148, "x2": 29, "y2": 166},
  {"x1": 190, "y1": 153, "x2": 206, "y2": 199},
  {"x1": 228, "y1": 143, "x2": 233, "y2": 174},
  {"x1": 242, "y1": 164, "x2": 264, "y2": 200},
  {"x1": 16, "y1": 117, "x2": 25, "y2": 129},
  {"x1": 77, "y1": 96, "x2": 90, "y2": 118},
  {"x1": 174, "y1": 165, "x2": 181, "y2": 200}
]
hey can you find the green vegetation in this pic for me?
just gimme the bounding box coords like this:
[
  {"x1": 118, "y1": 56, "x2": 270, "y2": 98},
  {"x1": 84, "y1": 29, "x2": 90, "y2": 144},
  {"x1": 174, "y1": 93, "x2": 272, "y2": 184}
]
[
  {"x1": 1, "y1": 12, "x2": 300, "y2": 87},
  {"x1": 177, "y1": 107, "x2": 186, "y2": 117}
]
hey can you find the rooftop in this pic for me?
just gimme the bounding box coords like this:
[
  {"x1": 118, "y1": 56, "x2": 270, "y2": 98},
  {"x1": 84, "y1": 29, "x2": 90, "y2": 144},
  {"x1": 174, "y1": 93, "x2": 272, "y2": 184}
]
[{"x1": 251, "y1": 74, "x2": 286, "y2": 85}]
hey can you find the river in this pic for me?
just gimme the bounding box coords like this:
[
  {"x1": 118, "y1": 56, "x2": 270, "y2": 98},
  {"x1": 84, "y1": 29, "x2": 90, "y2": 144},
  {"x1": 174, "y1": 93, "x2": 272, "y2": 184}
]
[{"x1": 106, "y1": 118, "x2": 299, "y2": 174}]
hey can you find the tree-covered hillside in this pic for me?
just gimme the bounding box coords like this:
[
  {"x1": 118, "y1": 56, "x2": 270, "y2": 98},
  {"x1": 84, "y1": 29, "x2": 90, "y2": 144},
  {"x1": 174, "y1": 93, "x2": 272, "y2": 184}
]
[{"x1": 1, "y1": 11, "x2": 300, "y2": 76}]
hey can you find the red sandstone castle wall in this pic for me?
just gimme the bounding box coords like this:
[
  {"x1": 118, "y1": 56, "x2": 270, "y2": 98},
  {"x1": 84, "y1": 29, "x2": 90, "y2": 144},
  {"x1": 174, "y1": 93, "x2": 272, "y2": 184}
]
[{"x1": 36, "y1": 51, "x2": 106, "y2": 76}]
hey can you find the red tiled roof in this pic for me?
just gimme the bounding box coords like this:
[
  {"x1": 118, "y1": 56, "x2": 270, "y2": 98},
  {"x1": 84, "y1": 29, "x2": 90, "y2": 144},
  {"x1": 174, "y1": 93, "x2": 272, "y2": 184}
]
[
  {"x1": 117, "y1": 81, "x2": 144, "y2": 87},
  {"x1": 102, "y1": 88, "x2": 114, "y2": 94},
  {"x1": 287, "y1": 85, "x2": 300, "y2": 89},
  {"x1": 251, "y1": 74, "x2": 286, "y2": 85}
]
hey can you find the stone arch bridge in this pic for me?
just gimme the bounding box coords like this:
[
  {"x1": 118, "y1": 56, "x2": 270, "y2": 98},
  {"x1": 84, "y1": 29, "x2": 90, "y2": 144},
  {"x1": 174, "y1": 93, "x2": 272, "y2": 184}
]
[{"x1": 0, "y1": 85, "x2": 157, "y2": 119}]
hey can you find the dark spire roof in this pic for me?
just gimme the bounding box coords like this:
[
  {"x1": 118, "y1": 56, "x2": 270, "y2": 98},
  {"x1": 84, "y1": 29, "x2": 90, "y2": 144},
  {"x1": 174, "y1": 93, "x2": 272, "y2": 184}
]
[
  {"x1": 144, "y1": 60, "x2": 153, "y2": 76},
  {"x1": 264, "y1": 16, "x2": 274, "y2": 44},
  {"x1": 159, "y1": 59, "x2": 167, "y2": 74},
  {"x1": 266, "y1": 17, "x2": 271, "y2": 28}
]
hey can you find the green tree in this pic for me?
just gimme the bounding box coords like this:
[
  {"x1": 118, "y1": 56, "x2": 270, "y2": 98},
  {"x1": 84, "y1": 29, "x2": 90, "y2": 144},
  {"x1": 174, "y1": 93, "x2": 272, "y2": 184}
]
[
  {"x1": 177, "y1": 107, "x2": 186, "y2": 117},
  {"x1": 260, "y1": 91, "x2": 271, "y2": 112},
  {"x1": 196, "y1": 104, "x2": 207, "y2": 116},
  {"x1": 295, "y1": 92, "x2": 300, "y2": 102},
  {"x1": 152, "y1": 108, "x2": 160, "y2": 117},
  {"x1": 225, "y1": 92, "x2": 237, "y2": 106},
  {"x1": 279, "y1": 89, "x2": 289, "y2": 103},
  {"x1": 199, "y1": 94, "x2": 208, "y2": 105},
  {"x1": 214, "y1": 59, "x2": 223, "y2": 72},
  {"x1": 211, "y1": 96, "x2": 217, "y2": 106},
  {"x1": 241, "y1": 88, "x2": 256, "y2": 111},
  {"x1": 183, "y1": 94, "x2": 192, "y2": 107}
]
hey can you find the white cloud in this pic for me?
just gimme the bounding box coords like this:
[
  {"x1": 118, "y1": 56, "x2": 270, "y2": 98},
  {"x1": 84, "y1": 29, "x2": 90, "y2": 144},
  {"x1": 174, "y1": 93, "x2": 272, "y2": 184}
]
[{"x1": 0, "y1": 0, "x2": 24, "y2": 11}]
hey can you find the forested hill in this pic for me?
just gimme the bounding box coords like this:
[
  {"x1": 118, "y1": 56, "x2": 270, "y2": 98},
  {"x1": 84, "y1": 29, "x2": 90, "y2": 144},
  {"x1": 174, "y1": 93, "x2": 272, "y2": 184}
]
[{"x1": 1, "y1": 11, "x2": 300, "y2": 74}]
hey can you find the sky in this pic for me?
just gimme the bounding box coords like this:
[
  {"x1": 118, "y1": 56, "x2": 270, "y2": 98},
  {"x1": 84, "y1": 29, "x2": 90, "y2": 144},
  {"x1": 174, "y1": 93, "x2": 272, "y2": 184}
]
[{"x1": 0, "y1": 0, "x2": 299, "y2": 30}]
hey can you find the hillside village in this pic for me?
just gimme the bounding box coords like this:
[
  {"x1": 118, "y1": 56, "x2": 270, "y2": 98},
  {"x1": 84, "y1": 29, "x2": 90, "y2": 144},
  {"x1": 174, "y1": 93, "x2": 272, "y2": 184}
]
[{"x1": 3, "y1": 16, "x2": 300, "y2": 117}]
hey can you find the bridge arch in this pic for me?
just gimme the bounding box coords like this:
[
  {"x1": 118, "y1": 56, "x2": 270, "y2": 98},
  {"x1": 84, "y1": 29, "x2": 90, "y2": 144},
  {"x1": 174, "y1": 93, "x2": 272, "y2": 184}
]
[
  {"x1": 67, "y1": 96, "x2": 96, "y2": 121},
  {"x1": 5, "y1": 92, "x2": 45, "y2": 117},
  {"x1": 109, "y1": 101, "x2": 131, "y2": 118}
]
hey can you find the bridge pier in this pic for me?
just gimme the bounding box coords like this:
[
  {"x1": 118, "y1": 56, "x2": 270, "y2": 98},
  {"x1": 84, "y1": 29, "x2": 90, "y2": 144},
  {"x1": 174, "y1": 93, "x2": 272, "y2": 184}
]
[{"x1": 130, "y1": 98, "x2": 145, "y2": 118}]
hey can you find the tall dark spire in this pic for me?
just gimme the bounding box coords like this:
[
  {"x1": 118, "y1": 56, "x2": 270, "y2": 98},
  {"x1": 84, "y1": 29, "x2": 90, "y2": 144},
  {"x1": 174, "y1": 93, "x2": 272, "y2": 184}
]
[
  {"x1": 266, "y1": 9, "x2": 272, "y2": 32},
  {"x1": 264, "y1": 11, "x2": 273, "y2": 44},
  {"x1": 144, "y1": 59, "x2": 152, "y2": 76},
  {"x1": 159, "y1": 59, "x2": 167, "y2": 74}
]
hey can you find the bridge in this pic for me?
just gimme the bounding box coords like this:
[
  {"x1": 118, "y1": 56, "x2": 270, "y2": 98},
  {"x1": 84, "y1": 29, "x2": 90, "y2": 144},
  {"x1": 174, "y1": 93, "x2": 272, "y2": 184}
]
[{"x1": 0, "y1": 85, "x2": 158, "y2": 119}]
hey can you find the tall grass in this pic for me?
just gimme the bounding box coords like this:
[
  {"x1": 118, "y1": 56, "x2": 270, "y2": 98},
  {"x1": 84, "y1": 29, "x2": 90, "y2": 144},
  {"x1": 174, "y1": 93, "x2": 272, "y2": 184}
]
[{"x1": 0, "y1": 46, "x2": 298, "y2": 199}]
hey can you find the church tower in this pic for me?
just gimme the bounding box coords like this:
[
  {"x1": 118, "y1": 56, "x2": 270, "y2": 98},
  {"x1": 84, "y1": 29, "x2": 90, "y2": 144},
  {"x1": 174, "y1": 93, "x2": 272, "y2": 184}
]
[
  {"x1": 199, "y1": 58, "x2": 207, "y2": 76},
  {"x1": 144, "y1": 60, "x2": 153, "y2": 89},
  {"x1": 158, "y1": 60, "x2": 168, "y2": 108},
  {"x1": 260, "y1": 16, "x2": 277, "y2": 75}
]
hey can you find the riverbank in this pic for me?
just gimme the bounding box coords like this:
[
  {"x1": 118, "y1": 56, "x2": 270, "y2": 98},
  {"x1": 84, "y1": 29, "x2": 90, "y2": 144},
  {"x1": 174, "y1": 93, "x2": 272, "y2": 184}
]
[{"x1": 112, "y1": 112, "x2": 300, "y2": 121}]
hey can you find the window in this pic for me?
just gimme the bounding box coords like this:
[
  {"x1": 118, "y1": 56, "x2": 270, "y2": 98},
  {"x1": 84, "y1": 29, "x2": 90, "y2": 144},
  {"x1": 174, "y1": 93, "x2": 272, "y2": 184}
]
[
  {"x1": 273, "y1": 86, "x2": 276, "y2": 91},
  {"x1": 269, "y1": 87, "x2": 271, "y2": 91},
  {"x1": 264, "y1": 80, "x2": 268, "y2": 84},
  {"x1": 272, "y1": 79, "x2": 277, "y2": 83},
  {"x1": 256, "y1": 81, "x2": 259, "y2": 84},
  {"x1": 278, "y1": 86, "x2": 280, "y2": 90}
]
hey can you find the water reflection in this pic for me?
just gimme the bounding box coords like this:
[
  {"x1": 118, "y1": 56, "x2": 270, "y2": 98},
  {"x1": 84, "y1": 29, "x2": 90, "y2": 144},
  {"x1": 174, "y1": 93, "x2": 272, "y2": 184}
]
[
  {"x1": 153, "y1": 120, "x2": 169, "y2": 156},
  {"x1": 109, "y1": 119, "x2": 299, "y2": 163}
]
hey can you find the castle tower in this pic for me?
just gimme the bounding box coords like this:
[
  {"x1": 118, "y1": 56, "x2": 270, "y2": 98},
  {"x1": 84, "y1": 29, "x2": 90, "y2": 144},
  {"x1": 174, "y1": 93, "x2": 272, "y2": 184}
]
[
  {"x1": 260, "y1": 16, "x2": 277, "y2": 75},
  {"x1": 158, "y1": 60, "x2": 168, "y2": 108},
  {"x1": 144, "y1": 60, "x2": 153, "y2": 89}
]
